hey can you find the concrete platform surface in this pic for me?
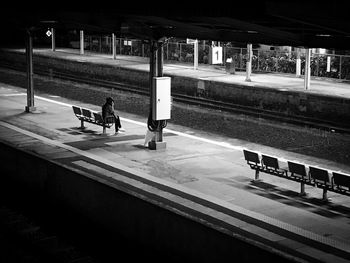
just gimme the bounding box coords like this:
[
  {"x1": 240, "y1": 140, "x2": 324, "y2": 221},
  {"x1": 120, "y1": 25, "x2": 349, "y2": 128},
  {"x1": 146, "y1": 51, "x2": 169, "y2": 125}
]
[{"x1": 1, "y1": 79, "x2": 350, "y2": 262}]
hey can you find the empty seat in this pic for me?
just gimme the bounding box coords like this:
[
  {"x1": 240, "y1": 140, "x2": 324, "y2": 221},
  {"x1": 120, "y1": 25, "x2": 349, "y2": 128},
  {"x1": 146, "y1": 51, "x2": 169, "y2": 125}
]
[
  {"x1": 332, "y1": 172, "x2": 350, "y2": 192},
  {"x1": 243, "y1": 150, "x2": 260, "y2": 166},
  {"x1": 262, "y1": 154, "x2": 287, "y2": 176},
  {"x1": 93, "y1": 112, "x2": 104, "y2": 123},
  {"x1": 288, "y1": 161, "x2": 309, "y2": 181},
  {"x1": 82, "y1": 108, "x2": 93, "y2": 120},
  {"x1": 309, "y1": 166, "x2": 330, "y2": 187},
  {"x1": 72, "y1": 106, "x2": 82, "y2": 117}
]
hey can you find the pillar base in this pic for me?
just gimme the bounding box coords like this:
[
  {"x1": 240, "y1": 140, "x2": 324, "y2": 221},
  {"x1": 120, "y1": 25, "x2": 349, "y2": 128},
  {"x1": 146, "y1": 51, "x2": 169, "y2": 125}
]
[
  {"x1": 25, "y1": 106, "x2": 36, "y2": 113},
  {"x1": 148, "y1": 141, "x2": 166, "y2": 150}
]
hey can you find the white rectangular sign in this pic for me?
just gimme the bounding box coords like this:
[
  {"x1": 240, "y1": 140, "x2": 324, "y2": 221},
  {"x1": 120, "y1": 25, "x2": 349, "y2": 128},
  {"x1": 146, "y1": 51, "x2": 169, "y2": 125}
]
[
  {"x1": 186, "y1": 38, "x2": 197, "y2": 44},
  {"x1": 211, "y1": 46, "x2": 223, "y2": 64}
]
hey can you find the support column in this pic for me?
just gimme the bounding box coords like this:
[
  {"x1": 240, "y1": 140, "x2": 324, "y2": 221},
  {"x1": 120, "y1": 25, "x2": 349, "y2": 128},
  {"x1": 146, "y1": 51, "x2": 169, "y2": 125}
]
[
  {"x1": 149, "y1": 41, "x2": 157, "y2": 110},
  {"x1": 51, "y1": 28, "x2": 56, "y2": 51},
  {"x1": 155, "y1": 44, "x2": 164, "y2": 143},
  {"x1": 157, "y1": 43, "x2": 163, "y2": 77},
  {"x1": 245, "y1": 43, "x2": 252, "y2": 82},
  {"x1": 25, "y1": 29, "x2": 36, "y2": 113},
  {"x1": 112, "y1": 33, "x2": 116, "y2": 59},
  {"x1": 194, "y1": 39, "x2": 198, "y2": 70},
  {"x1": 148, "y1": 41, "x2": 167, "y2": 150},
  {"x1": 80, "y1": 30, "x2": 84, "y2": 55},
  {"x1": 296, "y1": 48, "x2": 301, "y2": 77},
  {"x1": 304, "y1": 48, "x2": 311, "y2": 90},
  {"x1": 148, "y1": 41, "x2": 157, "y2": 149}
]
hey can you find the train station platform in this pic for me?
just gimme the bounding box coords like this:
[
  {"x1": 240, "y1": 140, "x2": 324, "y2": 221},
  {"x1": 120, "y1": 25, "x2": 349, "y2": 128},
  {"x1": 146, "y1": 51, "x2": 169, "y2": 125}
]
[{"x1": 1, "y1": 78, "x2": 350, "y2": 262}]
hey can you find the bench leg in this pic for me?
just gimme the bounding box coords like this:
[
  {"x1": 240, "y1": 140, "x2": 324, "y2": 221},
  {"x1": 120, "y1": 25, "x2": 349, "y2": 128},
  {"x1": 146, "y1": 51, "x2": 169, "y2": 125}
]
[
  {"x1": 322, "y1": 188, "x2": 329, "y2": 202},
  {"x1": 102, "y1": 125, "x2": 107, "y2": 134},
  {"x1": 299, "y1": 182, "x2": 306, "y2": 196},
  {"x1": 80, "y1": 120, "x2": 85, "y2": 129},
  {"x1": 254, "y1": 170, "x2": 260, "y2": 181}
]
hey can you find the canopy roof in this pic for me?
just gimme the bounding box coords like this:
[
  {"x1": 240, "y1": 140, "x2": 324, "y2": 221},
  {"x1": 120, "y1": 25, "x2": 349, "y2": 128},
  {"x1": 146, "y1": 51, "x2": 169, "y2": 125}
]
[{"x1": 1, "y1": 0, "x2": 350, "y2": 48}]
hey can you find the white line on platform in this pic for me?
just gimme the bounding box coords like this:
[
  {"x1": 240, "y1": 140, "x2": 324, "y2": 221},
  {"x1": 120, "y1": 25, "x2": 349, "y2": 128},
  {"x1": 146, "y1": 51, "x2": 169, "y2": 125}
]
[{"x1": 0, "y1": 93, "x2": 26, "y2": 97}]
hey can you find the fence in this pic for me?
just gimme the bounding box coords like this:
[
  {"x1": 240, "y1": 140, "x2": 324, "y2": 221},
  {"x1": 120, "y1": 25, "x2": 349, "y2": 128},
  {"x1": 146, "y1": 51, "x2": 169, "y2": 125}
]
[{"x1": 70, "y1": 35, "x2": 350, "y2": 81}]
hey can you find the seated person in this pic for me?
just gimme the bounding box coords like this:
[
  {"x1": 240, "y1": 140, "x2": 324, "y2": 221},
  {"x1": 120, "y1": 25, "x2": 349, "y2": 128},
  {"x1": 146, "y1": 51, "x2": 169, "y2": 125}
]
[{"x1": 102, "y1": 97, "x2": 125, "y2": 134}]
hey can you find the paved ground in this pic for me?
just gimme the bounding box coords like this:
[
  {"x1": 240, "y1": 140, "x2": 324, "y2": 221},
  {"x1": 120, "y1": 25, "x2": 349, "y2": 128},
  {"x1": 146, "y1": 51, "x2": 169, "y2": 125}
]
[{"x1": 1, "y1": 81, "x2": 350, "y2": 262}]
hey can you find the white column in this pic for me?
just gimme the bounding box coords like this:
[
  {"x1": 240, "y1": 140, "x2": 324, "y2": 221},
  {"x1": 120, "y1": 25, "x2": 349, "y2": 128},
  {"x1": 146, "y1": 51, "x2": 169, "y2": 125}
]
[
  {"x1": 51, "y1": 28, "x2": 55, "y2": 51},
  {"x1": 245, "y1": 43, "x2": 252, "y2": 82},
  {"x1": 112, "y1": 33, "x2": 116, "y2": 59},
  {"x1": 80, "y1": 30, "x2": 84, "y2": 55},
  {"x1": 304, "y1": 48, "x2": 311, "y2": 90},
  {"x1": 296, "y1": 48, "x2": 301, "y2": 77},
  {"x1": 194, "y1": 39, "x2": 198, "y2": 70}
]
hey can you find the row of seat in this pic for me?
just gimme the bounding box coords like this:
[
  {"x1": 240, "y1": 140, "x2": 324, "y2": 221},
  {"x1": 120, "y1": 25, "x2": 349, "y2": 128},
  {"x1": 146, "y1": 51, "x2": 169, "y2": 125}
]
[
  {"x1": 72, "y1": 106, "x2": 114, "y2": 130},
  {"x1": 243, "y1": 149, "x2": 350, "y2": 201}
]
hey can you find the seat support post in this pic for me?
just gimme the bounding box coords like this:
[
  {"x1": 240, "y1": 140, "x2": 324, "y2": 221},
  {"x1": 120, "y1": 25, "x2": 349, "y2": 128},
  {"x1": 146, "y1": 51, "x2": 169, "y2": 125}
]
[
  {"x1": 80, "y1": 120, "x2": 85, "y2": 129},
  {"x1": 299, "y1": 182, "x2": 306, "y2": 196},
  {"x1": 322, "y1": 188, "x2": 328, "y2": 202},
  {"x1": 255, "y1": 169, "x2": 260, "y2": 181}
]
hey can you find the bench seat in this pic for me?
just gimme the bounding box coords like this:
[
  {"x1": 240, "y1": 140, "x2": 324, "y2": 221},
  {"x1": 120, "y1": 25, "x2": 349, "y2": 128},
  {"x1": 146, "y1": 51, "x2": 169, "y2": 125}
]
[
  {"x1": 72, "y1": 105, "x2": 114, "y2": 130},
  {"x1": 242, "y1": 149, "x2": 350, "y2": 201},
  {"x1": 332, "y1": 172, "x2": 350, "y2": 196}
]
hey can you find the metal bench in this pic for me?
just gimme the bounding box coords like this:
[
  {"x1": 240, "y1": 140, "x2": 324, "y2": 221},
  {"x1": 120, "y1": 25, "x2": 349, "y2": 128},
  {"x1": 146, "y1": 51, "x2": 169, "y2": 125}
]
[
  {"x1": 242, "y1": 149, "x2": 350, "y2": 201},
  {"x1": 72, "y1": 106, "x2": 114, "y2": 133}
]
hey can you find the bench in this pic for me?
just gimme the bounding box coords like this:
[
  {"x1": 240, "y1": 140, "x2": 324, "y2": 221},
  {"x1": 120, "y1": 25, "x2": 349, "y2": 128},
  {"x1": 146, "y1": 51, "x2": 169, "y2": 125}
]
[
  {"x1": 243, "y1": 149, "x2": 350, "y2": 201},
  {"x1": 332, "y1": 172, "x2": 350, "y2": 196},
  {"x1": 72, "y1": 105, "x2": 115, "y2": 134}
]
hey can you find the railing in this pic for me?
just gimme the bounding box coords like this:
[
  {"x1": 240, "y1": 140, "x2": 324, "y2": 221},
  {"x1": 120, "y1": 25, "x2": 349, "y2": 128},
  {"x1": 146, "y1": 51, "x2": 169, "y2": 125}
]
[{"x1": 68, "y1": 35, "x2": 350, "y2": 81}]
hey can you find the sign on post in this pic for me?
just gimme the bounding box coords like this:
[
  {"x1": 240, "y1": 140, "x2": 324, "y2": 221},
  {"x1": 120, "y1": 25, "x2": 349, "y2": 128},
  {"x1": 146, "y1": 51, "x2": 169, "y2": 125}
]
[
  {"x1": 186, "y1": 38, "x2": 197, "y2": 44},
  {"x1": 210, "y1": 46, "x2": 223, "y2": 64}
]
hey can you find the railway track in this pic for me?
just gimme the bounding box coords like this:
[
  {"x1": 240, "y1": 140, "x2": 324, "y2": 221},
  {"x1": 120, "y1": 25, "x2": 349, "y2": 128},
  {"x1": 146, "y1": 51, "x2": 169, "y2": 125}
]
[{"x1": 1, "y1": 61, "x2": 350, "y2": 134}]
